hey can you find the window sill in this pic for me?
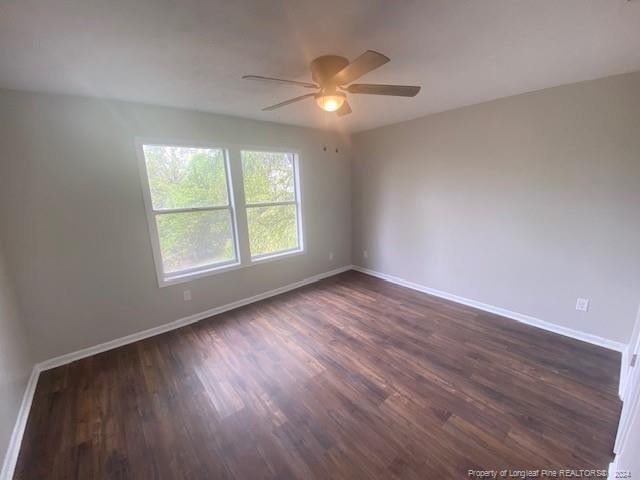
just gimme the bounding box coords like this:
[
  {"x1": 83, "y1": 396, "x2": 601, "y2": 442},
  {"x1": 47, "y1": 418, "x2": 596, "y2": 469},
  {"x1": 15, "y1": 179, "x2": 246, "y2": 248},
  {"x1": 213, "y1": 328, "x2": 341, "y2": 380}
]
[
  {"x1": 158, "y1": 248, "x2": 304, "y2": 287},
  {"x1": 160, "y1": 261, "x2": 243, "y2": 287},
  {"x1": 250, "y1": 248, "x2": 304, "y2": 264}
]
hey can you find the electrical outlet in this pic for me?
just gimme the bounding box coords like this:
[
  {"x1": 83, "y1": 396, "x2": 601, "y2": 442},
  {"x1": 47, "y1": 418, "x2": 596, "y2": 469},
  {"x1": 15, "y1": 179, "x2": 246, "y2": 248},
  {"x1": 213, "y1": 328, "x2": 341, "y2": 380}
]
[
  {"x1": 329, "y1": 251, "x2": 334, "y2": 261},
  {"x1": 183, "y1": 289, "x2": 192, "y2": 302},
  {"x1": 575, "y1": 297, "x2": 589, "y2": 312},
  {"x1": 363, "y1": 250, "x2": 368, "y2": 259}
]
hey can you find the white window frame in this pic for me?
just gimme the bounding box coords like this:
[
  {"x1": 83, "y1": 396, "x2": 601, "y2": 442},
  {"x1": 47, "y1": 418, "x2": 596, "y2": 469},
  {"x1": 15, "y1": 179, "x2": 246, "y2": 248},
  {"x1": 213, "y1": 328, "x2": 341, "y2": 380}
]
[
  {"x1": 241, "y1": 150, "x2": 305, "y2": 262},
  {"x1": 136, "y1": 140, "x2": 242, "y2": 287},
  {"x1": 135, "y1": 139, "x2": 305, "y2": 287}
]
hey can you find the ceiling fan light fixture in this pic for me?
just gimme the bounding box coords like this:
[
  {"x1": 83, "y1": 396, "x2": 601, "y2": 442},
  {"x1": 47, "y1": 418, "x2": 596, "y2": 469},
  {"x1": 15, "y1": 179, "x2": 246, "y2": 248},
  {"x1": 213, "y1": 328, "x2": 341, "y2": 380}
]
[
  {"x1": 244, "y1": 50, "x2": 421, "y2": 116},
  {"x1": 315, "y1": 92, "x2": 346, "y2": 112}
]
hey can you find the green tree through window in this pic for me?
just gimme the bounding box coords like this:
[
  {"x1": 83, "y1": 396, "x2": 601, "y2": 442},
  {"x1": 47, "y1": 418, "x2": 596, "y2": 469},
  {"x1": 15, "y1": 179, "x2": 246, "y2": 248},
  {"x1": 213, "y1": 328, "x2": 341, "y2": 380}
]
[
  {"x1": 241, "y1": 151, "x2": 300, "y2": 258},
  {"x1": 139, "y1": 144, "x2": 303, "y2": 284},
  {"x1": 142, "y1": 145, "x2": 236, "y2": 275}
]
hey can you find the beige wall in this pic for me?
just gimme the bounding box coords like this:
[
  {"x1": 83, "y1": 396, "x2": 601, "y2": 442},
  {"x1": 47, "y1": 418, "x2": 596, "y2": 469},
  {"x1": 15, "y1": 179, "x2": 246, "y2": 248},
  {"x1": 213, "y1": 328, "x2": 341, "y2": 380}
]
[
  {"x1": 352, "y1": 72, "x2": 640, "y2": 344},
  {"x1": 0, "y1": 242, "x2": 32, "y2": 473},
  {"x1": 0, "y1": 90, "x2": 352, "y2": 361},
  {"x1": 1, "y1": 71, "x2": 638, "y2": 363}
]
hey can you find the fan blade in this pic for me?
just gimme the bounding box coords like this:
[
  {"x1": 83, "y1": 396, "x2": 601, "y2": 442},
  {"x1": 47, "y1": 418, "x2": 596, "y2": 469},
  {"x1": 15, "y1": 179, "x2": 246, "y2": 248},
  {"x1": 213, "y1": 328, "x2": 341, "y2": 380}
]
[
  {"x1": 336, "y1": 100, "x2": 352, "y2": 117},
  {"x1": 242, "y1": 75, "x2": 318, "y2": 89},
  {"x1": 262, "y1": 93, "x2": 316, "y2": 111},
  {"x1": 331, "y1": 50, "x2": 390, "y2": 85},
  {"x1": 345, "y1": 84, "x2": 421, "y2": 97}
]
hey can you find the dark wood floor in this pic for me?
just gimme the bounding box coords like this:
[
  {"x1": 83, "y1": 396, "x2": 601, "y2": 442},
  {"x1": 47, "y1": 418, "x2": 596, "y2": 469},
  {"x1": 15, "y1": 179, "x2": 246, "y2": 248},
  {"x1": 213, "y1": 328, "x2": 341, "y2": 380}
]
[{"x1": 15, "y1": 271, "x2": 621, "y2": 479}]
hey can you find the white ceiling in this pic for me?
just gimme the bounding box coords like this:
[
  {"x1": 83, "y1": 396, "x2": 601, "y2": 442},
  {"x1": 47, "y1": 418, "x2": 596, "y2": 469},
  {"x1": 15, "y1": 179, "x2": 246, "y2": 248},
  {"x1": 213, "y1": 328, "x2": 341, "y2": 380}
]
[{"x1": 1, "y1": 0, "x2": 639, "y2": 133}]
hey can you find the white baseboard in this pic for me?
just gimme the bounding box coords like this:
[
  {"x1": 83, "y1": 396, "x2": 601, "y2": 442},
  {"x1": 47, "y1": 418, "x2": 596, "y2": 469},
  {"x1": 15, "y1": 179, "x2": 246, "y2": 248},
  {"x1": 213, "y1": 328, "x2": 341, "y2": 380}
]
[
  {"x1": 619, "y1": 347, "x2": 629, "y2": 400},
  {"x1": 0, "y1": 366, "x2": 40, "y2": 480},
  {"x1": 352, "y1": 265, "x2": 626, "y2": 353},
  {"x1": 608, "y1": 459, "x2": 617, "y2": 480},
  {"x1": 38, "y1": 265, "x2": 352, "y2": 372},
  {"x1": 0, "y1": 265, "x2": 352, "y2": 480},
  {"x1": 2, "y1": 263, "x2": 626, "y2": 480}
]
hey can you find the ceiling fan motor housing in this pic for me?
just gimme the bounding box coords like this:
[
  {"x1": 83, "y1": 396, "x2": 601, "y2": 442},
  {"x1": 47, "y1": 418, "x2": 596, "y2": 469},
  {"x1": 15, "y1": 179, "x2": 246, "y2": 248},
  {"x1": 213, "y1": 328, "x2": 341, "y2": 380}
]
[{"x1": 310, "y1": 55, "x2": 349, "y2": 86}]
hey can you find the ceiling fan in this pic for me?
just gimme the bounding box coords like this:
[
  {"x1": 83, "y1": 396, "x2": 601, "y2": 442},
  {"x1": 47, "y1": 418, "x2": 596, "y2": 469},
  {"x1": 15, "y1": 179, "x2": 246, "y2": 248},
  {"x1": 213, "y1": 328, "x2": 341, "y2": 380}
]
[{"x1": 242, "y1": 50, "x2": 421, "y2": 117}]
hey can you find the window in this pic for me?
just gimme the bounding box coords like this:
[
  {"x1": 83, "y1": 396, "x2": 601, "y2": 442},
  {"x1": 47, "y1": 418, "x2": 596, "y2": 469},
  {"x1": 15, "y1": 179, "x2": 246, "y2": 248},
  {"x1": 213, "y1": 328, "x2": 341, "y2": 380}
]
[
  {"x1": 139, "y1": 144, "x2": 239, "y2": 284},
  {"x1": 241, "y1": 151, "x2": 303, "y2": 259},
  {"x1": 137, "y1": 142, "x2": 304, "y2": 286}
]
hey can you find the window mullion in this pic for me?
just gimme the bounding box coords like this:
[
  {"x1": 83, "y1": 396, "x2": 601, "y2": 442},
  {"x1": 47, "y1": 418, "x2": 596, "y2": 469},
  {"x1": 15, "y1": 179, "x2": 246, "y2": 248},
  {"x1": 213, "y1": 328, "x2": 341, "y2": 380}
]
[{"x1": 228, "y1": 146, "x2": 252, "y2": 265}]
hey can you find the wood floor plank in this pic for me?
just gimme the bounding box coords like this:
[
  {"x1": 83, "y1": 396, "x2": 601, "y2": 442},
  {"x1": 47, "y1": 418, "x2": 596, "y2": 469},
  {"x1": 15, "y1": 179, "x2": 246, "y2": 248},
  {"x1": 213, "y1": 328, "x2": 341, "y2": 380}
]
[{"x1": 14, "y1": 271, "x2": 621, "y2": 479}]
